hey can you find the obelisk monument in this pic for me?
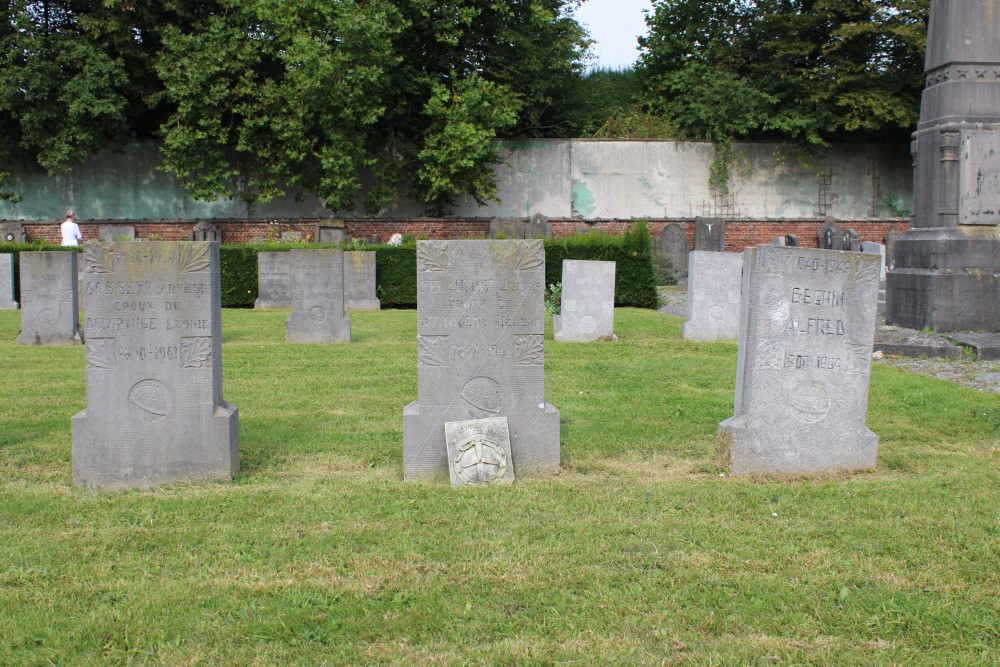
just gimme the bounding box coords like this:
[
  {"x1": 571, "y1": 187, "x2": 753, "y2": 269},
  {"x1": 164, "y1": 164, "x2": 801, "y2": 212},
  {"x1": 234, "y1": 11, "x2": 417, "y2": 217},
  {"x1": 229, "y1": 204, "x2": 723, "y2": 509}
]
[{"x1": 886, "y1": 0, "x2": 1000, "y2": 331}]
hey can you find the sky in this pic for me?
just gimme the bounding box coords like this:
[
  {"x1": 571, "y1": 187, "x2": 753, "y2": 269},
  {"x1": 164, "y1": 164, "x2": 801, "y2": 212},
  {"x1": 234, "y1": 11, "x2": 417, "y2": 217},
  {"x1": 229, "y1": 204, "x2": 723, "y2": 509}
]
[{"x1": 572, "y1": 0, "x2": 654, "y2": 70}]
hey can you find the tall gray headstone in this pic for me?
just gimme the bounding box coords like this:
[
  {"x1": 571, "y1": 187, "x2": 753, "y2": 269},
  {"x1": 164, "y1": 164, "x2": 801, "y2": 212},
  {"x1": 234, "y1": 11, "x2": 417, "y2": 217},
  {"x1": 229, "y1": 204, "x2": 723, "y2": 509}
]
[
  {"x1": 694, "y1": 217, "x2": 725, "y2": 251},
  {"x1": 72, "y1": 241, "x2": 239, "y2": 489},
  {"x1": 343, "y1": 251, "x2": 380, "y2": 310},
  {"x1": 656, "y1": 223, "x2": 689, "y2": 276},
  {"x1": 682, "y1": 251, "x2": 744, "y2": 341},
  {"x1": 0, "y1": 253, "x2": 17, "y2": 309},
  {"x1": 717, "y1": 246, "x2": 881, "y2": 475},
  {"x1": 554, "y1": 259, "x2": 616, "y2": 342},
  {"x1": 403, "y1": 240, "x2": 560, "y2": 481},
  {"x1": 886, "y1": 0, "x2": 1000, "y2": 331},
  {"x1": 285, "y1": 248, "x2": 351, "y2": 343},
  {"x1": 17, "y1": 251, "x2": 80, "y2": 345},
  {"x1": 254, "y1": 252, "x2": 291, "y2": 309}
]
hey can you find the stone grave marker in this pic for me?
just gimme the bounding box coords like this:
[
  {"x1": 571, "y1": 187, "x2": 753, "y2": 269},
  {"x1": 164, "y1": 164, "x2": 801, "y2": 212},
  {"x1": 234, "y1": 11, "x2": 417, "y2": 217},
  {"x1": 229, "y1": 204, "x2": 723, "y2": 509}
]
[
  {"x1": 285, "y1": 248, "x2": 351, "y2": 343},
  {"x1": 817, "y1": 217, "x2": 844, "y2": 250},
  {"x1": 17, "y1": 250, "x2": 80, "y2": 345},
  {"x1": 489, "y1": 217, "x2": 526, "y2": 239},
  {"x1": 554, "y1": 259, "x2": 616, "y2": 342},
  {"x1": 344, "y1": 250, "x2": 380, "y2": 310},
  {"x1": 861, "y1": 241, "x2": 887, "y2": 316},
  {"x1": 317, "y1": 225, "x2": 347, "y2": 245},
  {"x1": 785, "y1": 234, "x2": 801, "y2": 247},
  {"x1": 656, "y1": 223, "x2": 689, "y2": 276},
  {"x1": 189, "y1": 220, "x2": 221, "y2": 241},
  {"x1": 445, "y1": 417, "x2": 515, "y2": 487},
  {"x1": 681, "y1": 251, "x2": 744, "y2": 341},
  {"x1": 72, "y1": 241, "x2": 239, "y2": 489},
  {"x1": 717, "y1": 245, "x2": 881, "y2": 475},
  {"x1": 883, "y1": 227, "x2": 902, "y2": 270},
  {"x1": 772, "y1": 237, "x2": 786, "y2": 246},
  {"x1": 254, "y1": 252, "x2": 291, "y2": 309},
  {"x1": 843, "y1": 229, "x2": 860, "y2": 251},
  {"x1": 1, "y1": 222, "x2": 24, "y2": 243},
  {"x1": 403, "y1": 240, "x2": 560, "y2": 480},
  {"x1": 99, "y1": 225, "x2": 135, "y2": 242},
  {"x1": 694, "y1": 217, "x2": 725, "y2": 252},
  {"x1": 0, "y1": 253, "x2": 17, "y2": 309},
  {"x1": 528, "y1": 213, "x2": 553, "y2": 239}
]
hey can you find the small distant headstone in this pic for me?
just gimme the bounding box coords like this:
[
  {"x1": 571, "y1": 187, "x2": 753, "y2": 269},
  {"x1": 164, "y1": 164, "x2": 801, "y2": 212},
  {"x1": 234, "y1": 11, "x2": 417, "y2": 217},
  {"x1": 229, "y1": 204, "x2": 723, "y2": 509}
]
[
  {"x1": 489, "y1": 217, "x2": 526, "y2": 239},
  {"x1": 883, "y1": 227, "x2": 903, "y2": 270},
  {"x1": 694, "y1": 217, "x2": 725, "y2": 251},
  {"x1": 528, "y1": 213, "x2": 553, "y2": 239},
  {"x1": 573, "y1": 225, "x2": 605, "y2": 236},
  {"x1": 317, "y1": 225, "x2": 347, "y2": 245},
  {"x1": 717, "y1": 245, "x2": 881, "y2": 475},
  {"x1": 682, "y1": 251, "x2": 744, "y2": 341},
  {"x1": 343, "y1": 250, "x2": 380, "y2": 310},
  {"x1": 285, "y1": 248, "x2": 351, "y2": 343},
  {"x1": 0, "y1": 253, "x2": 17, "y2": 309},
  {"x1": 843, "y1": 229, "x2": 860, "y2": 252},
  {"x1": 817, "y1": 217, "x2": 844, "y2": 250},
  {"x1": 656, "y1": 223, "x2": 689, "y2": 276},
  {"x1": 99, "y1": 225, "x2": 135, "y2": 242},
  {"x1": 254, "y1": 252, "x2": 291, "y2": 309},
  {"x1": 72, "y1": 241, "x2": 239, "y2": 489},
  {"x1": 17, "y1": 250, "x2": 80, "y2": 345},
  {"x1": 280, "y1": 231, "x2": 303, "y2": 242},
  {"x1": 554, "y1": 260, "x2": 616, "y2": 342},
  {"x1": 445, "y1": 417, "x2": 515, "y2": 487},
  {"x1": 1, "y1": 222, "x2": 24, "y2": 243},
  {"x1": 772, "y1": 237, "x2": 786, "y2": 246},
  {"x1": 189, "y1": 220, "x2": 221, "y2": 242},
  {"x1": 785, "y1": 234, "x2": 801, "y2": 247},
  {"x1": 861, "y1": 241, "x2": 887, "y2": 316},
  {"x1": 403, "y1": 240, "x2": 560, "y2": 480}
]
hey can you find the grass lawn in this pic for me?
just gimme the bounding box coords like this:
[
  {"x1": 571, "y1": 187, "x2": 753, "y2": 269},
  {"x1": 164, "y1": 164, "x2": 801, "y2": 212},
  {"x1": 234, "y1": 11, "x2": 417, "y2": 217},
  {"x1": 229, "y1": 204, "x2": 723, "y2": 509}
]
[{"x1": 0, "y1": 307, "x2": 997, "y2": 665}]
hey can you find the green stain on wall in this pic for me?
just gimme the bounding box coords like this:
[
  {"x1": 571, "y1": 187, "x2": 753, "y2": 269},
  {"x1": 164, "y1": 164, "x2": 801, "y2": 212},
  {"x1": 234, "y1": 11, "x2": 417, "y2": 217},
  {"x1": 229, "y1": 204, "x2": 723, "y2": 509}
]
[{"x1": 572, "y1": 181, "x2": 597, "y2": 218}]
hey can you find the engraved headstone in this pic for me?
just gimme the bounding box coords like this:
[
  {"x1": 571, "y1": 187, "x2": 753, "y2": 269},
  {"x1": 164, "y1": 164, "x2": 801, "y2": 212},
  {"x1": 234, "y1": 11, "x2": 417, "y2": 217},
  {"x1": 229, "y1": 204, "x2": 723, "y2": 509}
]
[
  {"x1": 317, "y1": 226, "x2": 347, "y2": 245},
  {"x1": 0, "y1": 253, "x2": 17, "y2": 309},
  {"x1": 694, "y1": 217, "x2": 725, "y2": 252},
  {"x1": 554, "y1": 259, "x2": 616, "y2": 342},
  {"x1": 785, "y1": 234, "x2": 801, "y2": 247},
  {"x1": 717, "y1": 245, "x2": 881, "y2": 475},
  {"x1": 528, "y1": 213, "x2": 553, "y2": 239},
  {"x1": 189, "y1": 220, "x2": 221, "y2": 242},
  {"x1": 843, "y1": 229, "x2": 860, "y2": 252},
  {"x1": 254, "y1": 252, "x2": 291, "y2": 309},
  {"x1": 72, "y1": 241, "x2": 239, "y2": 489},
  {"x1": 1, "y1": 222, "x2": 24, "y2": 243},
  {"x1": 445, "y1": 417, "x2": 515, "y2": 487},
  {"x1": 817, "y1": 217, "x2": 844, "y2": 250},
  {"x1": 489, "y1": 217, "x2": 526, "y2": 239},
  {"x1": 344, "y1": 250, "x2": 380, "y2": 310},
  {"x1": 285, "y1": 248, "x2": 351, "y2": 343},
  {"x1": 99, "y1": 225, "x2": 135, "y2": 242},
  {"x1": 656, "y1": 223, "x2": 689, "y2": 276},
  {"x1": 17, "y1": 251, "x2": 80, "y2": 345},
  {"x1": 403, "y1": 240, "x2": 560, "y2": 480},
  {"x1": 681, "y1": 251, "x2": 744, "y2": 341}
]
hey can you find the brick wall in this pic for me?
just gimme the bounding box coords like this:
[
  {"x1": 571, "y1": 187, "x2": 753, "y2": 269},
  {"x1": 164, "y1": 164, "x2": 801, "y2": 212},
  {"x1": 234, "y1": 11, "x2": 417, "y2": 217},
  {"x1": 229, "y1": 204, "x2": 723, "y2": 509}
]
[{"x1": 18, "y1": 217, "x2": 909, "y2": 250}]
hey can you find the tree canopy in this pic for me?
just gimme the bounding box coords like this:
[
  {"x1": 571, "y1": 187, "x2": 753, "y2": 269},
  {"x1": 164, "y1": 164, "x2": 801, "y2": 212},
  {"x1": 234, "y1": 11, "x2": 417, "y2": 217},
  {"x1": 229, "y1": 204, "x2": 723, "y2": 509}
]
[{"x1": 1, "y1": 0, "x2": 589, "y2": 214}]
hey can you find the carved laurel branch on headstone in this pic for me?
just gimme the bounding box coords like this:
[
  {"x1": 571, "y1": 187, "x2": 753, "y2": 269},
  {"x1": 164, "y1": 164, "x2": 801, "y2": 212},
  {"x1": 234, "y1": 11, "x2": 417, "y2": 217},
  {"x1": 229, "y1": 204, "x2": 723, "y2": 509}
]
[
  {"x1": 512, "y1": 335, "x2": 544, "y2": 366},
  {"x1": 513, "y1": 241, "x2": 543, "y2": 272},
  {"x1": 178, "y1": 243, "x2": 210, "y2": 274},
  {"x1": 762, "y1": 249, "x2": 792, "y2": 277},
  {"x1": 854, "y1": 257, "x2": 879, "y2": 284},
  {"x1": 417, "y1": 335, "x2": 449, "y2": 366},
  {"x1": 181, "y1": 337, "x2": 212, "y2": 368},
  {"x1": 417, "y1": 243, "x2": 448, "y2": 272},
  {"x1": 83, "y1": 244, "x2": 115, "y2": 274},
  {"x1": 85, "y1": 338, "x2": 118, "y2": 370}
]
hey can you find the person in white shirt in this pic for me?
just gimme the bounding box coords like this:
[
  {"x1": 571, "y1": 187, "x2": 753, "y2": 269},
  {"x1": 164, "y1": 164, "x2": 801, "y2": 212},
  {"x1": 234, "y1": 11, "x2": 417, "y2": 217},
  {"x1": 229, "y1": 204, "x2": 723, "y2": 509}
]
[{"x1": 60, "y1": 210, "x2": 82, "y2": 246}]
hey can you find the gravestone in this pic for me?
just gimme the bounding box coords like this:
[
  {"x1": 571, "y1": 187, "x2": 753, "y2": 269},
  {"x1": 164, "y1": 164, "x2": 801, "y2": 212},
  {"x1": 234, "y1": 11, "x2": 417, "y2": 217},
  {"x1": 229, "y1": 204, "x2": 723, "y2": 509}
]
[
  {"x1": 403, "y1": 240, "x2": 560, "y2": 480},
  {"x1": 445, "y1": 417, "x2": 515, "y2": 487},
  {"x1": 285, "y1": 248, "x2": 351, "y2": 343},
  {"x1": 528, "y1": 213, "x2": 553, "y2": 239},
  {"x1": 280, "y1": 231, "x2": 303, "y2": 242},
  {"x1": 682, "y1": 251, "x2": 744, "y2": 341},
  {"x1": 0, "y1": 253, "x2": 17, "y2": 309},
  {"x1": 817, "y1": 217, "x2": 844, "y2": 250},
  {"x1": 1, "y1": 222, "x2": 24, "y2": 243},
  {"x1": 861, "y1": 241, "x2": 887, "y2": 316},
  {"x1": 656, "y1": 223, "x2": 689, "y2": 276},
  {"x1": 317, "y1": 225, "x2": 347, "y2": 245},
  {"x1": 772, "y1": 237, "x2": 786, "y2": 246},
  {"x1": 189, "y1": 220, "x2": 221, "y2": 242},
  {"x1": 843, "y1": 229, "x2": 860, "y2": 252},
  {"x1": 554, "y1": 260, "x2": 616, "y2": 342},
  {"x1": 99, "y1": 225, "x2": 135, "y2": 242},
  {"x1": 17, "y1": 250, "x2": 80, "y2": 345},
  {"x1": 490, "y1": 217, "x2": 526, "y2": 239},
  {"x1": 694, "y1": 217, "x2": 725, "y2": 251},
  {"x1": 785, "y1": 234, "x2": 801, "y2": 247},
  {"x1": 254, "y1": 252, "x2": 291, "y2": 309},
  {"x1": 883, "y1": 227, "x2": 902, "y2": 271},
  {"x1": 344, "y1": 250, "x2": 380, "y2": 310},
  {"x1": 717, "y1": 245, "x2": 881, "y2": 475},
  {"x1": 72, "y1": 241, "x2": 239, "y2": 489}
]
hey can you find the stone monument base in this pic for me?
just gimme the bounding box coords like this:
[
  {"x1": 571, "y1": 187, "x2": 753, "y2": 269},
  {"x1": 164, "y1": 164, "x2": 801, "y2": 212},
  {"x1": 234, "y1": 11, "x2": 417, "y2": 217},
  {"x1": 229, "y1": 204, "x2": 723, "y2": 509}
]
[
  {"x1": 72, "y1": 401, "x2": 239, "y2": 490},
  {"x1": 403, "y1": 400, "x2": 560, "y2": 481},
  {"x1": 285, "y1": 313, "x2": 351, "y2": 343},
  {"x1": 717, "y1": 415, "x2": 878, "y2": 476}
]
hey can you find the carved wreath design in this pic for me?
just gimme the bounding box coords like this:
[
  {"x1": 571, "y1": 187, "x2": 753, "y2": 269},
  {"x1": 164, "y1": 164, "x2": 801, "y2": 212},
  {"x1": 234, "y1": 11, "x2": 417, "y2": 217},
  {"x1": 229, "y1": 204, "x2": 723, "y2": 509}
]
[
  {"x1": 83, "y1": 243, "x2": 115, "y2": 274},
  {"x1": 513, "y1": 241, "x2": 543, "y2": 272},
  {"x1": 417, "y1": 242, "x2": 448, "y2": 272},
  {"x1": 178, "y1": 243, "x2": 210, "y2": 274},
  {"x1": 512, "y1": 335, "x2": 544, "y2": 366},
  {"x1": 181, "y1": 336, "x2": 212, "y2": 368},
  {"x1": 417, "y1": 335, "x2": 449, "y2": 367}
]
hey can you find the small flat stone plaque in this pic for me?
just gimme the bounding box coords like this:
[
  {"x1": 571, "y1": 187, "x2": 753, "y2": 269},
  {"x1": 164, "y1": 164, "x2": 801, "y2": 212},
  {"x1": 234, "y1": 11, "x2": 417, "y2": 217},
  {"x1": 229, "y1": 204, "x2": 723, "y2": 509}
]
[
  {"x1": 285, "y1": 248, "x2": 351, "y2": 343},
  {"x1": 72, "y1": 241, "x2": 239, "y2": 489},
  {"x1": 344, "y1": 251, "x2": 380, "y2": 310},
  {"x1": 255, "y1": 252, "x2": 291, "y2": 309},
  {"x1": 554, "y1": 259, "x2": 616, "y2": 342},
  {"x1": 682, "y1": 251, "x2": 744, "y2": 341},
  {"x1": 717, "y1": 245, "x2": 881, "y2": 475},
  {"x1": 0, "y1": 253, "x2": 17, "y2": 309},
  {"x1": 17, "y1": 250, "x2": 80, "y2": 345},
  {"x1": 445, "y1": 417, "x2": 515, "y2": 487}
]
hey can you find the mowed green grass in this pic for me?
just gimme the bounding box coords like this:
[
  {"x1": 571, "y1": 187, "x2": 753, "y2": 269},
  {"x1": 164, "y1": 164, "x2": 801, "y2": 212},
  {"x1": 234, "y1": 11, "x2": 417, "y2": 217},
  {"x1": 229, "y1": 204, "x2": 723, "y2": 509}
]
[{"x1": 0, "y1": 307, "x2": 997, "y2": 666}]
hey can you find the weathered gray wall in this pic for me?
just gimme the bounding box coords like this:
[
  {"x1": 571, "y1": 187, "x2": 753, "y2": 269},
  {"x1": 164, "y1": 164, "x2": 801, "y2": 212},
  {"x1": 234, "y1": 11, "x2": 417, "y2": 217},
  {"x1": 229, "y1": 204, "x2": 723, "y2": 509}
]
[{"x1": 0, "y1": 140, "x2": 912, "y2": 222}]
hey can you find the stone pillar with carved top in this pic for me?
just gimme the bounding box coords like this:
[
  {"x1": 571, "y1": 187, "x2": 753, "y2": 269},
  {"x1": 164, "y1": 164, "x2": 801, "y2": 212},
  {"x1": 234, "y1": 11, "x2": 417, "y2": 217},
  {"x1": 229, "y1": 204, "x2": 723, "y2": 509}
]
[{"x1": 886, "y1": 0, "x2": 1000, "y2": 331}]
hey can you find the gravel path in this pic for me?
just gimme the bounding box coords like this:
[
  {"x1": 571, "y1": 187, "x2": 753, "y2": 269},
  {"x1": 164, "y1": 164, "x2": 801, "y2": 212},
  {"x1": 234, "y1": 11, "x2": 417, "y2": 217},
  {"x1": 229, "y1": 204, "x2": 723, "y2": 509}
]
[{"x1": 656, "y1": 286, "x2": 1000, "y2": 395}]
